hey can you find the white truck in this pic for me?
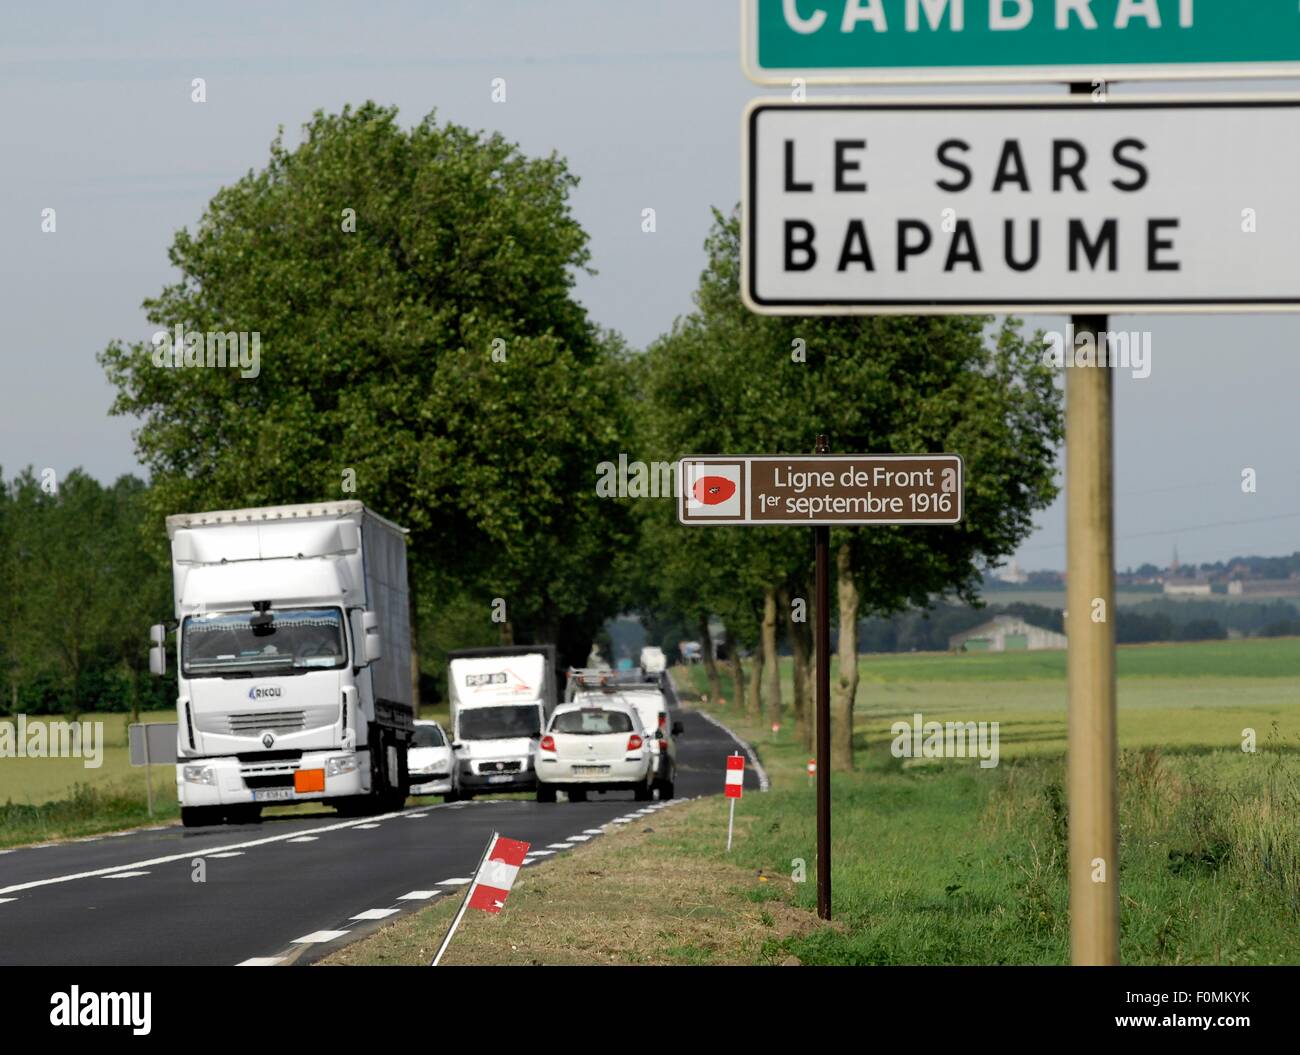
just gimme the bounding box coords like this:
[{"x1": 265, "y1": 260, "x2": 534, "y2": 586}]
[
  {"x1": 445, "y1": 645, "x2": 556, "y2": 798},
  {"x1": 149, "y1": 501, "x2": 415, "y2": 827}
]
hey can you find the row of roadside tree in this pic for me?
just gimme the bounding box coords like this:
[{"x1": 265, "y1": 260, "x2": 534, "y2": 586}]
[{"x1": 4, "y1": 104, "x2": 1065, "y2": 773}]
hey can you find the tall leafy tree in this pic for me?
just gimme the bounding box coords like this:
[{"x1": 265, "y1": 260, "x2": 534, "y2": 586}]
[
  {"x1": 640, "y1": 210, "x2": 1062, "y2": 767},
  {"x1": 100, "y1": 103, "x2": 632, "y2": 668}
]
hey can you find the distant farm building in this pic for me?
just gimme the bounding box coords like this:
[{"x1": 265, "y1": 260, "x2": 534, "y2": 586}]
[
  {"x1": 1163, "y1": 579, "x2": 1213, "y2": 596},
  {"x1": 949, "y1": 615, "x2": 1067, "y2": 653}
]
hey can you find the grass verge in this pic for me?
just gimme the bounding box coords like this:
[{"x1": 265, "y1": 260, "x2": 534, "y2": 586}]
[{"x1": 320, "y1": 798, "x2": 825, "y2": 966}]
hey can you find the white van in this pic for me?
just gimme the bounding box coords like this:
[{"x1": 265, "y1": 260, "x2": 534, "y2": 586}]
[
  {"x1": 446, "y1": 645, "x2": 556, "y2": 797},
  {"x1": 640, "y1": 645, "x2": 667, "y2": 673}
]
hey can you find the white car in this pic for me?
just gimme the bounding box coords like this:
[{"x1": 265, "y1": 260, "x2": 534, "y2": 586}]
[
  {"x1": 408, "y1": 720, "x2": 457, "y2": 800},
  {"x1": 534, "y1": 699, "x2": 654, "y2": 803},
  {"x1": 572, "y1": 687, "x2": 679, "y2": 799}
]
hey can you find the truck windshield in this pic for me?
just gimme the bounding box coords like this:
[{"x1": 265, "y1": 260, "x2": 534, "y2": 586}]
[
  {"x1": 458, "y1": 706, "x2": 540, "y2": 740},
  {"x1": 182, "y1": 607, "x2": 347, "y2": 677}
]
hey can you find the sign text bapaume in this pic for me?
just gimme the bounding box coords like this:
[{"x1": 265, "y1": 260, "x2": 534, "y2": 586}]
[
  {"x1": 743, "y1": 98, "x2": 1300, "y2": 315},
  {"x1": 678, "y1": 454, "x2": 963, "y2": 526},
  {"x1": 744, "y1": 0, "x2": 1300, "y2": 84}
]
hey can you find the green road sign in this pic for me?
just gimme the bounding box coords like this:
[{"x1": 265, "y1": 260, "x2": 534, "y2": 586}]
[{"x1": 744, "y1": 0, "x2": 1300, "y2": 84}]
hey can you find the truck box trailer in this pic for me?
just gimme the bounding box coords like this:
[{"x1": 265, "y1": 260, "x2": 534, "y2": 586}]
[
  {"x1": 149, "y1": 501, "x2": 415, "y2": 826},
  {"x1": 446, "y1": 645, "x2": 556, "y2": 797}
]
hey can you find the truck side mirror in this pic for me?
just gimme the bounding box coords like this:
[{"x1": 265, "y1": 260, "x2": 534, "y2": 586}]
[
  {"x1": 149, "y1": 625, "x2": 166, "y2": 676},
  {"x1": 362, "y1": 610, "x2": 383, "y2": 663}
]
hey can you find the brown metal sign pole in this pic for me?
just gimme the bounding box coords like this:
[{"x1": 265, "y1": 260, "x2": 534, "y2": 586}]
[{"x1": 814, "y1": 435, "x2": 831, "y2": 920}]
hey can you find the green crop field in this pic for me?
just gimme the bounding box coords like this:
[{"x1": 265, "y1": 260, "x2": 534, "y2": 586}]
[{"x1": 676, "y1": 636, "x2": 1300, "y2": 964}]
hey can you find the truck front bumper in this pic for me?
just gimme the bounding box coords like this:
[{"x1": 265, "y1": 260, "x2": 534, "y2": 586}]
[{"x1": 176, "y1": 750, "x2": 368, "y2": 807}]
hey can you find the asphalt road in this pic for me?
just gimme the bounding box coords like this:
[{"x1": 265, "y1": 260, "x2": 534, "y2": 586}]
[{"x1": 0, "y1": 694, "x2": 763, "y2": 966}]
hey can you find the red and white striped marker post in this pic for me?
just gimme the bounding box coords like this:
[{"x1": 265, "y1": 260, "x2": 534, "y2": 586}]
[
  {"x1": 431, "y1": 831, "x2": 531, "y2": 966},
  {"x1": 725, "y1": 753, "x2": 744, "y2": 851},
  {"x1": 807, "y1": 758, "x2": 816, "y2": 786}
]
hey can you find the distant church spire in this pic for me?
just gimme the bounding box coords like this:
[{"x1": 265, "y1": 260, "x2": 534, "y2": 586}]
[{"x1": 1170, "y1": 546, "x2": 1181, "y2": 574}]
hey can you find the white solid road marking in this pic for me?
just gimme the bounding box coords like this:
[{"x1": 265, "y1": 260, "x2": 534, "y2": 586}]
[
  {"x1": 237, "y1": 957, "x2": 285, "y2": 966},
  {"x1": 437, "y1": 877, "x2": 472, "y2": 886},
  {"x1": 0, "y1": 806, "x2": 428, "y2": 897},
  {"x1": 104, "y1": 871, "x2": 150, "y2": 879},
  {"x1": 292, "y1": 930, "x2": 350, "y2": 944},
  {"x1": 353, "y1": 823, "x2": 381, "y2": 830},
  {"x1": 351, "y1": 908, "x2": 399, "y2": 920},
  {"x1": 398, "y1": 890, "x2": 442, "y2": 900},
  {"x1": 692, "y1": 709, "x2": 772, "y2": 791},
  {"x1": 287, "y1": 836, "x2": 318, "y2": 843},
  {"x1": 207, "y1": 851, "x2": 244, "y2": 859}
]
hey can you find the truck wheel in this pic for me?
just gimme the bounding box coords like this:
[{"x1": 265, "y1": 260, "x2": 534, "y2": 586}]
[
  {"x1": 536, "y1": 785, "x2": 557, "y2": 803},
  {"x1": 181, "y1": 806, "x2": 221, "y2": 828},
  {"x1": 658, "y1": 780, "x2": 675, "y2": 801}
]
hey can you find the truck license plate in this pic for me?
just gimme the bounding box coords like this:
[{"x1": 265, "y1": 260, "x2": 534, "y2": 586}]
[{"x1": 253, "y1": 787, "x2": 294, "y2": 802}]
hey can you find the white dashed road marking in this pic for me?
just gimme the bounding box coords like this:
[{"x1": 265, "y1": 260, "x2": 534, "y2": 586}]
[
  {"x1": 292, "y1": 930, "x2": 350, "y2": 944},
  {"x1": 351, "y1": 908, "x2": 399, "y2": 921},
  {"x1": 566, "y1": 835, "x2": 591, "y2": 842},
  {"x1": 238, "y1": 957, "x2": 285, "y2": 966},
  {"x1": 353, "y1": 823, "x2": 381, "y2": 830},
  {"x1": 0, "y1": 898, "x2": 16, "y2": 905},
  {"x1": 582, "y1": 828, "x2": 604, "y2": 835},
  {"x1": 398, "y1": 890, "x2": 442, "y2": 900},
  {"x1": 288, "y1": 836, "x2": 318, "y2": 843},
  {"x1": 546, "y1": 843, "x2": 572, "y2": 850}
]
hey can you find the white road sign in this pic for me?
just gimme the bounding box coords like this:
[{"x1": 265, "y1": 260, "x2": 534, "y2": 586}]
[{"x1": 742, "y1": 97, "x2": 1300, "y2": 315}]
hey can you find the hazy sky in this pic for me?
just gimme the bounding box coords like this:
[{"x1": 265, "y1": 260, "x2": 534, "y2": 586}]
[{"x1": 3, "y1": 1, "x2": 1299, "y2": 571}]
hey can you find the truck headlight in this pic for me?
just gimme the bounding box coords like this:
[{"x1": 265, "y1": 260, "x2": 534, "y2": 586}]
[
  {"x1": 183, "y1": 765, "x2": 215, "y2": 786},
  {"x1": 325, "y1": 756, "x2": 358, "y2": 777}
]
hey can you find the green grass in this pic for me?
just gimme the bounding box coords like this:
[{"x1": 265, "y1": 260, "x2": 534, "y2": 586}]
[{"x1": 676, "y1": 638, "x2": 1300, "y2": 964}]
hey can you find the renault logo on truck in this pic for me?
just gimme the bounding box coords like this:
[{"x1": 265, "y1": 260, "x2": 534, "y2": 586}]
[
  {"x1": 261, "y1": 733, "x2": 275, "y2": 748},
  {"x1": 248, "y1": 686, "x2": 282, "y2": 700}
]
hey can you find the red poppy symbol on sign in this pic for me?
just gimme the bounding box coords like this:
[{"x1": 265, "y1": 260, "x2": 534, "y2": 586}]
[{"x1": 692, "y1": 475, "x2": 736, "y2": 505}]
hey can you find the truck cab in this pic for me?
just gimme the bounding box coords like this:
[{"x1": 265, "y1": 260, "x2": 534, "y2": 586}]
[{"x1": 151, "y1": 502, "x2": 414, "y2": 826}]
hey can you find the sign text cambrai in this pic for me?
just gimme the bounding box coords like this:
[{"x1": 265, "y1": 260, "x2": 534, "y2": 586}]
[{"x1": 743, "y1": 0, "x2": 1300, "y2": 85}]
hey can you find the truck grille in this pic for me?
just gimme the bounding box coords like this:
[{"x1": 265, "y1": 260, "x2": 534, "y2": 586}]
[{"x1": 227, "y1": 710, "x2": 306, "y2": 735}]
